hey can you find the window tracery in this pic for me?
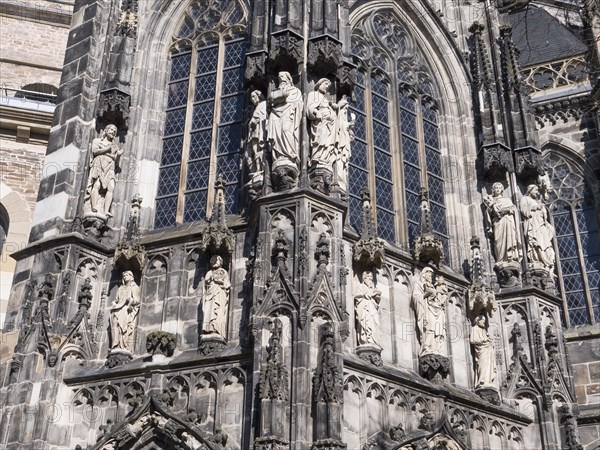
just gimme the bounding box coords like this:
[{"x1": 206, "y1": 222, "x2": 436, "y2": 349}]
[
  {"x1": 544, "y1": 151, "x2": 600, "y2": 326},
  {"x1": 349, "y1": 10, "x2": 448, "y2": 253},
  {"x1": 154, "y1": 0, "x2": 248, "y2": 229}
]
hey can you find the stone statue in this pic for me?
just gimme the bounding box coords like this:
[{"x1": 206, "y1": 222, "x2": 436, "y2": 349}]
[
  {"x1": 85, "y1": 124, "x2": 123, "y2": 218},
  {"x1": 354, "y1": 271, "x2": 382, "y2": 346},
  {"x1": 483, "y1": 182, "x2": 523, "y2": 267},
  {"x1": 520, "y1": 184, "x2": 555, "y2": 271},
  {"x1": 334, "y1": 97, "x2": 354, "y2": 193},
  {"x1": 246, "y1": 90, "x2": 267, "y2": 178},
  {"x1": 267, "y1": 71, "x2": 303, "y2": 173},
  {"x1": 202, "y1": 255, "x2": 231, "y2": 338},
  {"x1": 306, "y1": 78, "x2": 347, "y2": 168},
  {"x1": 412, "y1": 267, "x2": 447, "y2": 357},
  {"x1": 109, "y1": 271, "x2": 141, "y2": 352},
  {"x1": 470, "y1": 314, "x2": 497, "y2": 388}
]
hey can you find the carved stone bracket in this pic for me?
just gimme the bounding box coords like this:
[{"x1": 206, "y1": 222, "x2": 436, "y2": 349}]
[
  {"x1": 146, "y1": 331, "x2": 176, "y2": 358},
  {"x1": 526, "y1": 267, "x2": 556, "y2": 294},
  {"x1": 98, "y1": 88, "x2": 131, "y2": 131},
  {"x1": 268, "y1": 29, "x2": 303, "y2": 71},
  {"x1": 105, "y1": 350, "x2": 132, "y2": 368},
  {"x1": 199, "y1": 333, "x2": 226, "y2": 356},
  {"x1": 201, "y1": 176, "x2": 235, "y2": 257},
  {"x1": 476, "y1": 387, "x2": 501, "y2": 405},
  {"x1": 413, "y1": 189, "x2": 444, "y2": 267},
  {"x1": 356, "y1": 343, "x2": 383, "y2": 367},
  {"x1": 353, "y1": 189, "x2": 384, "y2": 269},
  {"x1": 307, "y1": 35, "x2": 342, "y2": 78},
  {"x1": 478, "y1": 142, "x2": 514, "y2": 179},
  {"x1": 419, "y1": 354, "x2": 450, "y2": 384},
  {"x1": 514, "y1": 146, "x2": 544, "y2": 181},
  {"x1": 81, "y1": 215, "x2": 110, "y2": 240}
]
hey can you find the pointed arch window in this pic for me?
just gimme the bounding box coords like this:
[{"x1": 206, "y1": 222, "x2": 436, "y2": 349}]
[
  {"x1": 154, "y1": 2, "x2": 248, "y2": 229},
  {"x1": 349, "y1": 10, "x2": 449, "y2": 255},
  {"x1": 545, "y1": 151, "x2": 600, "y2": 326}
]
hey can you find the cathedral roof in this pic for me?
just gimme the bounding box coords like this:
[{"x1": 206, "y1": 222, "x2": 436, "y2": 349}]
[{"x1": 508, "y1": 6, "x2": 588, "y2": 67}]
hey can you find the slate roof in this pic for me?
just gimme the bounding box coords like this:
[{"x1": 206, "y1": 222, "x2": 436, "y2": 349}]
[{"x1": 508, "y1": 6, "x2": 588, "y2": 67}]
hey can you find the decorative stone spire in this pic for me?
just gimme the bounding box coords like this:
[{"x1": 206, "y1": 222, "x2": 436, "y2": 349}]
[
  {"x1": 114, "y1": 194, "x2": 145, "y2": 273},
  {"x1": 255, "y1": 318, "x2": 290, "y2": 450},
  {"x1": 201, "y1": 176, "x2": 235, "y2": 257},
  {"x1": 312, "y1": 322, "x2": 344, "y2": 449},
  {"x1": 467, "y1": 236, "x2": 496, "y2": 318},
  {"x1": 353, "y1": 188, "x2": 384, "y2": 269},
  {"x1": 468, "y1": 22, "x2": 512, "y2": 180},
  {"x1": 413, "y1": 188, "x2": 444, "y2": 267},
  {"x1": 498, "y1": 25, "x2": 543, "y2": 182}
]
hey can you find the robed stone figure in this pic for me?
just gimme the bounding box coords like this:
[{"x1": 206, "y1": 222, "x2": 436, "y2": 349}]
[
  {"x1": 354, "y1": 271, "x2": 382, "y2": 346},
  {"x1": 110, "y1": 271, "x2": 141, "y2": 352},
  {"x1": 520, "y1": 184, "x2": 555, "y2": 271},
  {"x1": 411, "y1": 267, "x2": 447, "y2": 357},
  {"x1": 267, "y1": 71, "x2": 303, "y2": 173},
  {"x1": 470, "y1": 315, "x2": 497, "y2": 388},
  {"x1": 484, "y1": 182, "x2": 523, "y2": 267},
  {"x1": 202, "y1": 255, "x2": 231, "y2": 338}
]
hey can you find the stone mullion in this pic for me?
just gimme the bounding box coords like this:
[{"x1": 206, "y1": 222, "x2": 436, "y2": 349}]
[
  {"x1": 175, "y1": 49, "x2": 197, "y2": 224},
  {"x1": 415, "y1": 95, "x2": 428, "y2": 190},
  {"x1": 364, "y1": 73, "x2": 377, "y2": 229},
  {"x1": 206, "y1": 38, "x2": 226, "y2": 220},
  {"x1": 570, "y1": 206, "x2": 595, "y2": 324},
  {"x1": 388, "y1": 79, "x2": 407, "y2": 245}
]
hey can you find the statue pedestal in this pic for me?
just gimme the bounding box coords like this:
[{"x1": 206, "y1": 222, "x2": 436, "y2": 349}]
[
  {"x1": 199, "y1": 333, "x2": 226, "y2": 356},
  {"x1": 475, "y1": 387, "x2": 501, "y2": 405},
  {"x1": 356, "y1": 343, "x2": 383, "y2": 367},
  {"x1": 494, "y1": 262, "x2": 521, "y2": 288},
  {"x1": 308, "y1": 164, "x2": 333, "y2": 195},
  {"x1": 527, "y1": 267, "x2": 555, "y2": 294},
  {"x1": 105, "y1": 349, "x2": 132, "y2": 368},
  {"x1": 419, "y1": 353, "x2": 450, "y2": 384},
  {"x1": 271, "y1": 161, "x2": 298, "y2": 191},
  {"x1": 82, "y1": 212, "x2": 109, "y2": 238}
]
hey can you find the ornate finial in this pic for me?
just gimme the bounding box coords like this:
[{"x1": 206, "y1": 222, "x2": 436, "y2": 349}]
[
  {"x1": 78, "y1": 278, "x2": 93, "y2": 308},
  {"x1": 353, "y1": 188, "x2": 385, "y2": 268},
  {"x1": 115, "y1": 194, "x2": 145, "y2": 273},
  {"x1": 468, "y1": 236, "x2": 496, "y2": 318},
  {"x1": 201, "y1": 175, "x2": 235, "y2": 257},
  {"x1": 413, "y1": 188, "x2": 444, "y2": 267},
  {"x1": 259, "y1": 318, "x2": 289, "y2": 401},
  {"x1": 314, "y1": 233, "x2": 330, "y2": 269}
]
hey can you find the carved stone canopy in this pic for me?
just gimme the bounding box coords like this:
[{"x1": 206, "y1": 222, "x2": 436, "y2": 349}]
[
  {"x1": 413, "y1": 188, "x2": 444, "y2": 267},
  {"x1": 478, "y1": 142, "x2": 514, "y2": 180},
  {"x1": 201, "y1": 176, "x2": 235, "y2": 257}
]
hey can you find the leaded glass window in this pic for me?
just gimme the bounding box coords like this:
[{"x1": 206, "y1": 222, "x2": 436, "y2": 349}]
[
  {"x1": 154, "y1": 1, "x2": 247, "y2": 229},
  {"x1": 545, "y1": 151, "x2": 600, "y2": 326},
  {"x1": 349, "y1": 9, "x2": 449, "y2": 258}
]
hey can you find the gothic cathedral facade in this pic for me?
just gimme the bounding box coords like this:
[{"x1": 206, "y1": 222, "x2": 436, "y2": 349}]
[{"x1": 1, "y1": 0, "x2": 599, "y2": 449}]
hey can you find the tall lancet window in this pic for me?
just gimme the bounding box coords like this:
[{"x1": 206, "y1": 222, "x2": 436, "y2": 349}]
[
  {"x1": 154, "y1": 1, "x2": 248, "y2": 229},
  {"x1": 350, "y1": 10, "x2": 449, "y2": 253},
  {"x1": 545, "y1": 151, "x2": 600, "y2": 326}
]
